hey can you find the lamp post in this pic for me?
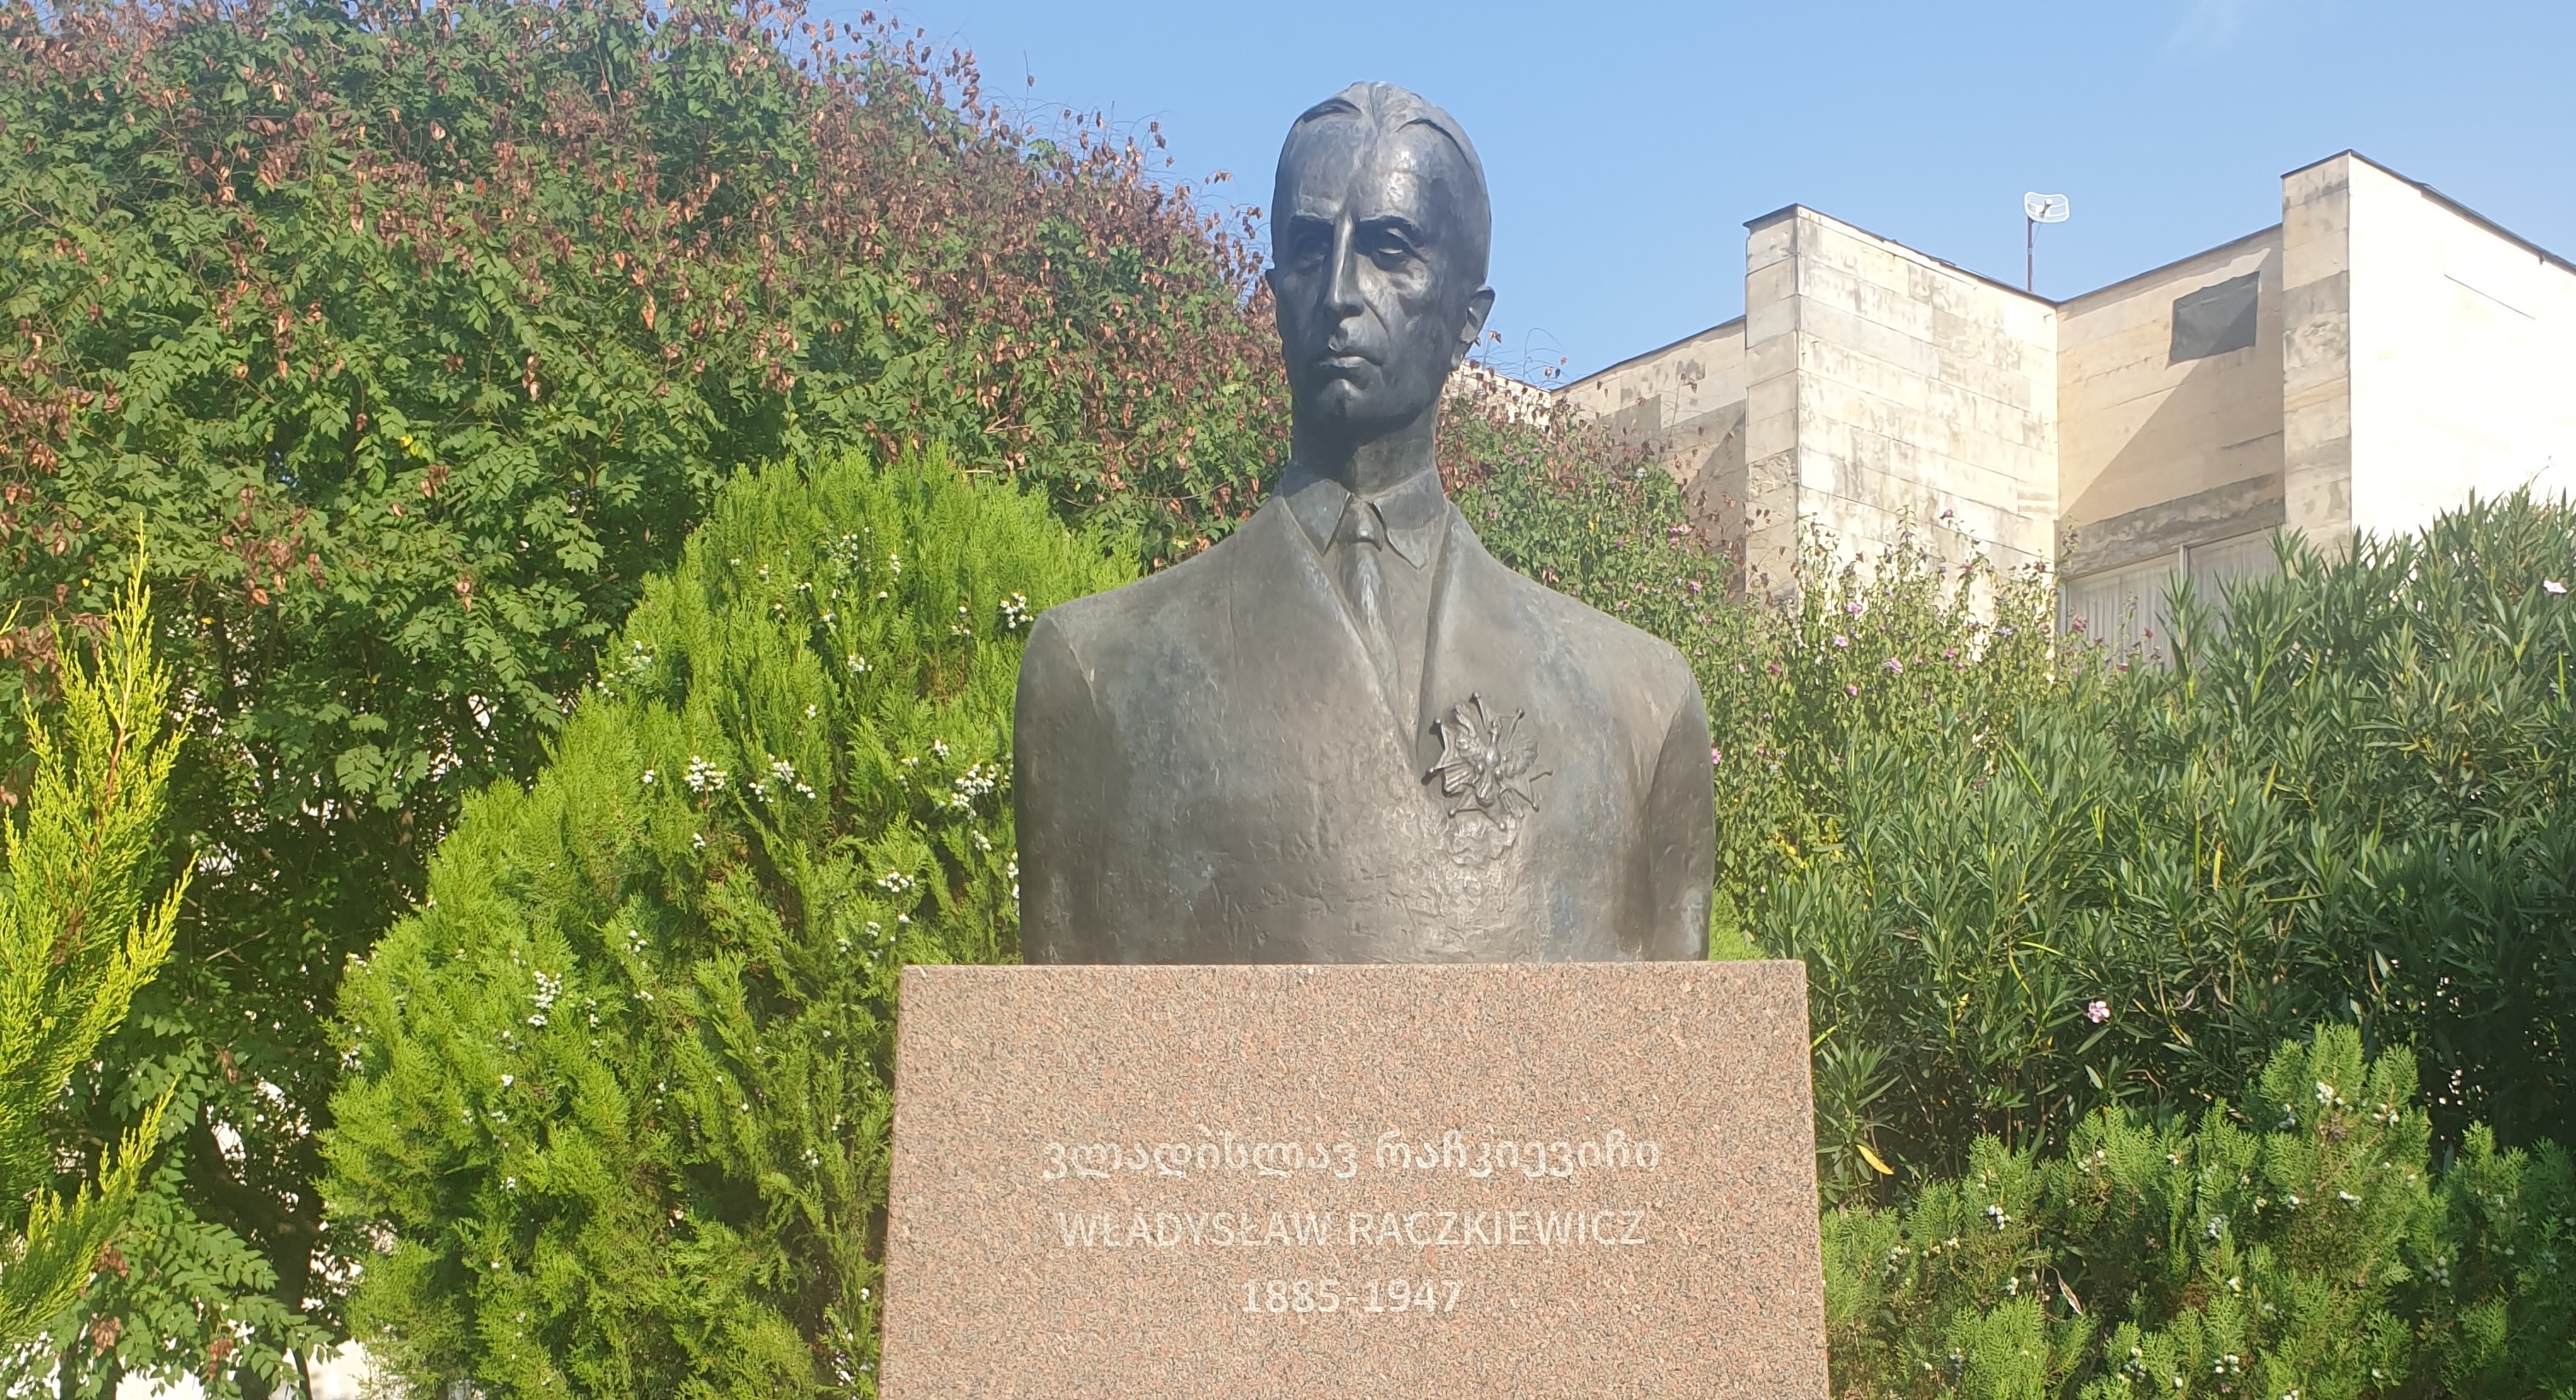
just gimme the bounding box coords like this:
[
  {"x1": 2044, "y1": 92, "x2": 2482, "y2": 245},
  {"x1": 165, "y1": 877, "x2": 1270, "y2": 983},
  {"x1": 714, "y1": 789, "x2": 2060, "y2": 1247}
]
[{"x1": 2024, "y1": 192, "x2": 2070, "y2": 293}]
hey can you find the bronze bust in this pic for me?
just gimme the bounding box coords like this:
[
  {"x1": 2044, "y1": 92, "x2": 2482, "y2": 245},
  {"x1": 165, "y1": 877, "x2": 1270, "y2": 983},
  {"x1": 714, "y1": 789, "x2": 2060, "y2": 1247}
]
[{"x1": 1014, "y1": 83, "x2": 1713, "y2": 964}]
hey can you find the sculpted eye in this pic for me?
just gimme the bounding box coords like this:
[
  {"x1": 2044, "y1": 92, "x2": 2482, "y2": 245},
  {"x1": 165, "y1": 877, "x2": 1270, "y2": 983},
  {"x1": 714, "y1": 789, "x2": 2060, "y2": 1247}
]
[
  {"x1": 1283, "y1": 221, "x2": 1332, "y2": 271},
  {"x1": 1362, "y1": 222, "x2": 1424, "y2": 270}
]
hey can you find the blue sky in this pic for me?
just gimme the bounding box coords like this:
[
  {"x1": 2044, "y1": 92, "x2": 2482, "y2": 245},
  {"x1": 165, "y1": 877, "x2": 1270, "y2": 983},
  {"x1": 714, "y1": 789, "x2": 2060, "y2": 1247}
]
[{"x1": 807, "y1": 0, "x2": 2576, "y2": 384}]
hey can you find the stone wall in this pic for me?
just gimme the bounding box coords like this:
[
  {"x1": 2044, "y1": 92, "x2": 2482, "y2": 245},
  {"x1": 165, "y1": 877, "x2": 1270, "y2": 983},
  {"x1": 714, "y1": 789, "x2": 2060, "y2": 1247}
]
[
  {"x1": 2343, "y1": 153, "x2": 2576, "y2": 537},
  {"x1": 2056, "y1": 227, "x2": 2286, "y2": 578},
  {"x1": 1551, "y1": 150, "x2": 2576, "y2": 614},
  {"x1": 2282, "y1": 155, "x2": 2357, "y2": 539},
  {"x1": 1553, "y1": 319, "x2": 1749, "y2": 559},
  {"x1": 1741, "y1": 207, "x2": 2058, "y2": 587}
]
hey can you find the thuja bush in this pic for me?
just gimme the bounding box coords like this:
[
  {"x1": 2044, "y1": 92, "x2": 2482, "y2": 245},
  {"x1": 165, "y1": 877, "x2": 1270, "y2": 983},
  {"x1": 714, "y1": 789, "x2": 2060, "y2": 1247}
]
[
  {"x1": 324, "y1": 449, "x2": 1127, "y2": 1397},
  {"x1": 1767, "y1": 492, "x2": 2576, "y2": 1206},
  {"x1": 0, "y1": 0, "x2": 1272, "y2": 1386},
  {"x1": 1823, "y1": 1024, "x2": 2576, "y2": 1399}
]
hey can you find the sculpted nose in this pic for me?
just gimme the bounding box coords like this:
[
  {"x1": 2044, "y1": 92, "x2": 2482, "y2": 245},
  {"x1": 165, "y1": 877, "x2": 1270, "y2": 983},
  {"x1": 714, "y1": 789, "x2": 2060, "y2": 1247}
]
[{"x1": 1322, "y1": 223, "x2": 1363, "y2": 320}]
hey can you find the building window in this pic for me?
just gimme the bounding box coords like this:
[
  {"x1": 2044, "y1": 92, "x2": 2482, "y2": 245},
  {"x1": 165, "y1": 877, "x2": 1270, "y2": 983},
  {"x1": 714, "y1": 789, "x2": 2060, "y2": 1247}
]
[{"x1": 2169, "y1": 272, "x2": 2261, "y2": 363}]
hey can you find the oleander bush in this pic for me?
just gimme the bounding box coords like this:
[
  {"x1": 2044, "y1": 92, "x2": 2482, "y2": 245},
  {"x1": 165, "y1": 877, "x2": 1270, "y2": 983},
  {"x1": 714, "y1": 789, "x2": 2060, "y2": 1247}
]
[
  {"x1": 1763, "y1": 493, "x2": 2576, "y2": 1207},
  {"x1": 323, "y1": 448, "x2": 1127, "y2": 1397},
  {"x1": 1823, "y1": 1024, "x2": 2576, "y2": 1399},
  {"x1": 1452, "y1": 418, "x2": 2065, "y2": 958}
]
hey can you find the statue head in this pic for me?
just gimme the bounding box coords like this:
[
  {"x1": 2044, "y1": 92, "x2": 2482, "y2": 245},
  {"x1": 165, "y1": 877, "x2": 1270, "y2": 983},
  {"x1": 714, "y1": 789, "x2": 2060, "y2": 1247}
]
[{"x1": 1266, "y1": 83, "x2": 1497, "y2": 450}]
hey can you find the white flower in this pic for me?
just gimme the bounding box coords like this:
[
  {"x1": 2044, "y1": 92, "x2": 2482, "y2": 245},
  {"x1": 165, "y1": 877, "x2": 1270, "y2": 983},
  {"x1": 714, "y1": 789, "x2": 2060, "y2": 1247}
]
[
  {"x1": 948, "y1": 763, "x2": 998, "y2": 809},
  {"x1": 683, "y1": 756, "x2": 727, "y2": 792},
  {"x1": 2546, "y1": 579, "x2": 2567, "y2": 595},
  {"x1": 878, "y1": 871, "x2": 914, "y2": 894}
]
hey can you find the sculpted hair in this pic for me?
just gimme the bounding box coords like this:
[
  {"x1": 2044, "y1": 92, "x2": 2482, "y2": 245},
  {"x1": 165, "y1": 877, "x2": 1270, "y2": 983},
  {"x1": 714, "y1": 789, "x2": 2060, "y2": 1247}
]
[{"x1": 1274, "y1": 82, "x2": 1493, "y2": 288}]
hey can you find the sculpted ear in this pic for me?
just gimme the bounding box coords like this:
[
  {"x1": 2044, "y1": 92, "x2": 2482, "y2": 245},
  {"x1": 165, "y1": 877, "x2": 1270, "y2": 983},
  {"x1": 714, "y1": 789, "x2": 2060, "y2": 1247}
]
[{"x1": 1452, "y1": 286, "x2": 1496, "y2": 367}]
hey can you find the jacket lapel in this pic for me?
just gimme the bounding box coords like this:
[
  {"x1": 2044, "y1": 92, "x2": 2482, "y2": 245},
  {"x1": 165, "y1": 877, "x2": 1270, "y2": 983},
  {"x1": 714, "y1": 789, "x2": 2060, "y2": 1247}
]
[{"x1": 1225, "y1": 498, "x2": 1409, "y2": 743}]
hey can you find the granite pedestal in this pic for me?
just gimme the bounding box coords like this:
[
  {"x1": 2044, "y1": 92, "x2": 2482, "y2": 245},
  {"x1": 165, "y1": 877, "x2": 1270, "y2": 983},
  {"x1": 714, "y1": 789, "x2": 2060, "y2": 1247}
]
[{"x1": 880, "y1": 960, "x2": 1828, "y2": 1398}]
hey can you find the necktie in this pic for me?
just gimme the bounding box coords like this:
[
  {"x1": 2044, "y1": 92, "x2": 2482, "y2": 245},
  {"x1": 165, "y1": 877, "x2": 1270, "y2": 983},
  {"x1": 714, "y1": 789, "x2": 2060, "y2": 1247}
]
[{"x1": 1333, "y1": 498, "x2": 1405, "y2": 730}]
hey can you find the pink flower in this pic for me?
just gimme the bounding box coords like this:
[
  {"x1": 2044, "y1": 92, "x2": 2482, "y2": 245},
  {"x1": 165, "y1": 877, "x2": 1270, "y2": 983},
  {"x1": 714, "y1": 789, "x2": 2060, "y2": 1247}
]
[
  {"x1": 1832, "y1": 633, "x2": 1849, "y2": 648},
  {"x1": 1709, "y1": 747, "x2": 1722, "y2": 766},
  {"x1": 1882, "y1": 657, "x2": 1904, "y2": 674},
  {"x1": 1843, "y1": 683, "x2": 1859, "y2": 697},
  {"x1": 2086, "y1": 1000, "x2": 2111, "y2": 1024}
]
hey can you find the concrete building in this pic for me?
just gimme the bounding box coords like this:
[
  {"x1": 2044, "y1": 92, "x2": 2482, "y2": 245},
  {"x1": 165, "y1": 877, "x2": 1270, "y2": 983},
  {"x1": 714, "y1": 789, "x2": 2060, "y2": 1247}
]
[{"x1": 1558, "y1": 152, "x2": 2576, "y2": 654}]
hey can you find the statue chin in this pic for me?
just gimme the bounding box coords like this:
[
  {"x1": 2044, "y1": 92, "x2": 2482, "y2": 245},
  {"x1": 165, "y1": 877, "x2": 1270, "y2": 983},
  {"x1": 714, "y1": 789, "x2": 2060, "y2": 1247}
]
[{"x1": 1297, "y1": 377, "x2": 1437, "y2": 434}]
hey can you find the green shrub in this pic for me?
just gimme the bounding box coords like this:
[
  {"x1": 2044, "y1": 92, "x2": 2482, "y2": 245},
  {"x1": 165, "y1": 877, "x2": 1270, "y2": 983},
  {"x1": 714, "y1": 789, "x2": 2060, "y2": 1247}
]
[
  {"x1": 1, "y1": 567, "x2": 183, "y2": 1351},
  {"x1": 323, "y1": 448, "x2": 1127, "y2": 1397},
  {"x1": 0, "y1": 0, "x2": 1270, "y2": 1383},
  {"x1": 1454, "y1": 422, "x2": 2064, "y2": 961},
  {"x1": 1706, "y1": 529, "x2": 2060, "y2": 942},
  {"x1": 1762, "y1": 493, "x2": 2576, "y2": 1202},
  {"x1": 1824, "y1": 1024, "x2": 2576, "y2": 1399},
  {"x1": 2158, "y1": 497, "x2": 2576, "y2": 1155}
]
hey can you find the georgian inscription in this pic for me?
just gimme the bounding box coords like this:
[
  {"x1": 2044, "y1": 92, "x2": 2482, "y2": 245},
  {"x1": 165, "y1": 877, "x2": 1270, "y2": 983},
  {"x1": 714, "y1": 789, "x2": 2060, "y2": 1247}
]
[
  {"x1": 1040, "y1": 1126, "x2": 1660, "y2": 1182},
  {"x1": 1034, "y1": 1124, "x2": 1664, "y2": 1320}
]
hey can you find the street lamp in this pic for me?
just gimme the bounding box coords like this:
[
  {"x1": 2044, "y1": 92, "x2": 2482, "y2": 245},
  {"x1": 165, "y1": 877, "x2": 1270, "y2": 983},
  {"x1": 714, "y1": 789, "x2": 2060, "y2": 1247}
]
[{"x1": 2024, "y1": 191, "x2": 2070, "y2": 293}]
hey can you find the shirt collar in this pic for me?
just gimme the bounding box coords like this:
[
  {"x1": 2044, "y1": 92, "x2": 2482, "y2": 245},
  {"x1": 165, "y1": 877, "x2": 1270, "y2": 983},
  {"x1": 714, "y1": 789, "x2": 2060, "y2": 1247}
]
[{"x1": 1277, "y1": 462, "x2": 1448, "y2": 570}]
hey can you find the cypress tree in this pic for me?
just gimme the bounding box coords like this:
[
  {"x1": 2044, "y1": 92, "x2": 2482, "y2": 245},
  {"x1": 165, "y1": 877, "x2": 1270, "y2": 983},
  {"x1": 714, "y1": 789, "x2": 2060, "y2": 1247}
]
[{"x1": 0, "y1": 568, "x2": 184, "y2": 1351}]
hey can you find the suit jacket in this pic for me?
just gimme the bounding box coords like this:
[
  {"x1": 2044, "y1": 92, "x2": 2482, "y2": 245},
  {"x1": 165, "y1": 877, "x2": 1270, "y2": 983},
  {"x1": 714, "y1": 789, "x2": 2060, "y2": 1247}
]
[{"x1": 1014, "y1": 490, "x2": 1714, "y2": 964}]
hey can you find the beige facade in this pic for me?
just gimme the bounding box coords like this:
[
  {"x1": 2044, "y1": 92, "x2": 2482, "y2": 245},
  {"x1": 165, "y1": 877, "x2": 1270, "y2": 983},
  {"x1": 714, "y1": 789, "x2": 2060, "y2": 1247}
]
[{"x1": 1560, "y1": 152, "x2": 2576, "y2": 652}]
